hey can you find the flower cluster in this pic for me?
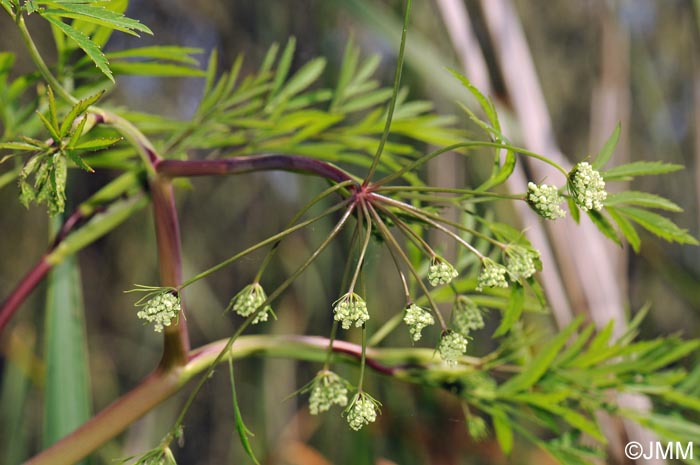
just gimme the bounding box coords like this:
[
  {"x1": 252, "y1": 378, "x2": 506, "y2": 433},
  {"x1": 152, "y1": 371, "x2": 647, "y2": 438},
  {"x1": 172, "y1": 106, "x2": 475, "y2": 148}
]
[
  {"x1": 136, "y1": 292, "x2": 180, "y2": 332},
  {"x1": 438, "y1": 331, "x2": 468, "y2": 365},
  {"x1": 504, "y1": 245, "x2": 540, "y2": 281},
  {"x1": 345, "y1": 392, "x2": 381, "y2": 431},
  {"x1": 333, "y1": 292, "x2": 369, "y2": 329},
  {"x1": 569, "y1": 161, "x2": 607, "y2": 211},
  {"x1": 452, "y1": 296, "x2": 484, "y2": 336},
  {"x1": 226, "y1": 283, "x2": 274, "y2": 324},
  {"x1": 526, "y1": 182, "x2": 566, "y2": 220},
  {"x1": 306, "y1": 370, "x2": 350, "y2": 415},
  {"x1": 403, "y1": 304, "x2": 435, "y2": 342},
  {"x1": 476, "y1": 258, "x2": 509, "y2": 291},
  {"x1": 428, "y1": 256, "x2": 458, "y2": 286}
]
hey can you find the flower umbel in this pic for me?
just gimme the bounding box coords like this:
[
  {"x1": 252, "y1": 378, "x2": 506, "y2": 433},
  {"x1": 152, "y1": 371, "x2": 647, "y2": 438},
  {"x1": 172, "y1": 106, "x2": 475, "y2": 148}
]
[
  {"x1": 438, "y1": 331, "x2": 468, "y2": 365},
  {"x1": 345, "y1": 392, "x2": 381, "y2": 431},
  {"x1": 452, "y1": 296, "x2": 485, "y2": 336},
  {"x1": 569, "y1": 161, "x2": 607, "y2": 211},
  {"x1": 333, "y1": 292, "x2": 369, "y2": 329},
  {"x1": 136, "y1": 292, "x2": 180, "y2": 333},
  {"x1": 526, "y1": 182, "x2": 566, "y2": 220},
  {"x1": 504, "y1": 245, "x2": 540, "y2": 281},
  {"x1": 476, "y1": 258, "x2": 509, "y2": 291},
  {"x1": 305, "y1": 370, "x2": 350, "y2": 415},
  {"x1": 226, "y1": 283, "x2": 274, "y2": 324},
  {"x1": 403, "y1": 303, "x2": 435, "y2": 342},
  {"x1": 428, "y1": 256, "x2": 458, "y2": 286}
]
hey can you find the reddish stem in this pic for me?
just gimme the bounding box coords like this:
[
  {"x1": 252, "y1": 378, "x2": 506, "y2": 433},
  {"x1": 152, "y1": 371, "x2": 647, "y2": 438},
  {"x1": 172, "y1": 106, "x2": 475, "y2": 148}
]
[
  {"x1": 155, "y1": 154, "x2": 353, "y2": 184},
  {"x1": 150, "y1": 178, "x2": 190, "y2": 368},
  {"x1": 0, "y1": 258, "x2": 51, "y2": 332}
]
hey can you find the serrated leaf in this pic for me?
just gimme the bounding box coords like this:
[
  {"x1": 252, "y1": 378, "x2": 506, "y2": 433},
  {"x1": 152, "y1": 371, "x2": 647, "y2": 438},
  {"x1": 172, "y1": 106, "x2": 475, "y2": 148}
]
[
  {"x1": 47, "y1": 86, "x2": 59, "y2": 130},
  {"x1": 616, "y1": 206, "x2": 698, "y2": 245},
  {"x1": 67, "y1": 113, "x2": 88, "y2": 149},
  {"x1": 44, "y1": 16, "x2": 113, "y2": 82},
  {"x1": 37, "y1": 110, "x2": 61, "y2": 142},
  {"x1": 602, "y1": 161, "x2": 683, "y2": 181},
  {"x1": 0, "y1": 141, "x2": 42, "y2": 151},
  {"x1": 109, "y1": 61, "x2": 205, "y2": 77},
  {"x1": 42, "y1": 3, "x2": 152, "y2": 37},
  {"x1": 60, "y1": 90, "x2": 104, "y2": 137},
  {"x1": 587, "y1": 210, "x2": 621, "y2": 246},
  {"x1": 72, "y1": 136, "x2": 121, "y2": 151},
  {"x1": 606, "y1": 207, "x2": 641, "y2": 252},
  {"x1": 604, "y1": 191, "x2": 682, "y2": 212},
  {"x1": 591, "y1": 123, "x2": 620, "y2": 170},
  {"x1": 493, "y1": 283, "x2": 524, "y2": 337}
]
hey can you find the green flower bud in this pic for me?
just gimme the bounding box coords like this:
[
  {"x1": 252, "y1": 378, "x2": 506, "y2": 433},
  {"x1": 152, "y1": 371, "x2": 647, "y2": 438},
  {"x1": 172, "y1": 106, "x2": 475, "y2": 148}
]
[
  {"x1": 428, "y1": 256, "x2": 458, "y2": 286},
  {"x1": 476, "y1": 258, "x2": 509, "y2": 291},
  {"x1": 569, "y1": 162, "x2": 607, "y2": 211},
  {"x1": 306, "y1": 370, "x2": 350, "y2": 415},
  {"x1": 403, "y1": 303, "x2": 435, "y2": 342},
  {"x1": 227, "y1": 283, "x2": 274, "y2": 324},
  {"x1": 452, "y1": 296, "x2": 484, "y2": 336},
  {"x1": 526, "y1": 182, "x2": 566, "y2": 220},
  {"x1": 333, "y1": 292, "x2": 369, "y2": 330},
  {"x1": 345, "y1": 392, "x2": 381, "y2": 431},
  {"x1": 504, "y1": 245, "x2": 540, "y2": 281},
  {"x1": 438, "y1": 331, "x2": 468, "y2": 365},
  {"x1": 136, "y1": 292, "x2": 180, "y2": 333}
]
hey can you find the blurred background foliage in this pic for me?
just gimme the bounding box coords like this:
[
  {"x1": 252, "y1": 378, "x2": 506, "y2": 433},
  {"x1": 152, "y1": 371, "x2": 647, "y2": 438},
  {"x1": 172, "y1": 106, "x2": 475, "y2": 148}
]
[{"x1": 1, "y1": 1, "x2": 699, "y2": 464}]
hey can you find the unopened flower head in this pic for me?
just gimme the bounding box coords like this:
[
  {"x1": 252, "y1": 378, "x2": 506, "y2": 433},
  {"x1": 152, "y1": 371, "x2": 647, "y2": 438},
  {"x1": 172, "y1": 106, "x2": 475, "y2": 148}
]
[
  {"x1": 428, "y1": 256, "x2": 458, "y2": 286},
  {"x1": 136, "y1": 292, "x2": 180, "y2": 332},
  {"x1": 569, "y1": 162, "x2": 607, "y2": 211},
  {"x1": 333, "y1": 292, "x2": 369, "y2": 329},
  {"x1": 467, "y1": 415, "x2": 488, "y2": 442},
  {"x1": 227, "y1": 283, "x2": 274, "y2": 324},
  {"x1": 452, "y1": 296, "x2": 485, "y2": 336},
  {"x1": 476, "y1": 258, "x2": 509, "y2": 291},
  {"x1": 306, "y1": 370, "x2": 350, "y2": 415},
  {"x1": 403, "y1": 303, "x2": 435, "y2": 342},
  {"x1": 526, "y1": 182, "x2": 566, "y2": 220},
  {"x1": 439, "y1": 331, "x2": 468, "y2": 365},
  {"x1": 345, "y1": 392, "x2": 381, "y2": 431},
  {"x1": 504, "y1": 245, "x2": 540, "y2": 281}
]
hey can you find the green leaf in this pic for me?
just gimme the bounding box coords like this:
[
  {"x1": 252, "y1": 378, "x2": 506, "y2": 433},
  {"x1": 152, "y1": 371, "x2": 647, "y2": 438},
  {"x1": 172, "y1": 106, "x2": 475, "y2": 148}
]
[
  {"x1": 71, "y1": 136, "x2": 121, "y2": 152},
  {"x1": 61, "y1": 90, "x2": 104, "y2": 137},
  {"x1": 586, "y1": 210, "x2": 621, "y2": 247},
  {"x1": 47, "y1": 86, "x2": 59, "y2": 130},
  {"x1": 492, "y1": 409, "x2": 514, "y2": 455},
  {"x1": 105, "y1": 46, "x2": 201, "y2": 64},
  {"x1": 269, "y1": 37, "x2": 296, "y2": 101},
  {"x1": 44, "y1": 15, "x2": 113, "y2": 82},
  {"x1": 616, "y1": 206, "x2": 698, "y2": 245},
  {"x1": 499, "y1": 318, "x2": 582, "y2": 395},
  {"x1": 43, "y1": 219, "x2": 91, "y2": 458},
  {"x1": 228, "y1": 358, "x2": 260, "y2": 465},
  {"x1": 604, "y1": 191, "x2": 682, "y2": 212},
  {"x1": 37, "y1": 110, "x2": 61, "y2": 142},
  {"x1": 606, "y1": 207, "x2": 641, "y2": 252},
  {"x1": 591, "y1": 123, "x2": 620, "y2": 170},
  {"x1": 567, "y1": 197, "x2": 580, "y2": 223},
  {"x1": 448, "y1": 69, "x2": 500, "y2": 131},
  {"x1": 266, "y1": 57, "x2": 326, "y2": 111},
  {"x1": 109, "y1": 61, "x2": 206, "y2": 77},
  {"x1": 0, "y1": 141, "x2": 42, "y2": 151},
  {"x1": 493, "y1": 283, "x2": 524, "y2": 337},
  {"x1": 41, "y1": 3, "x2": 152, "y2": 37},
  {"x1": 602, "y1": 161, "x2": 683, "y2": 181}
]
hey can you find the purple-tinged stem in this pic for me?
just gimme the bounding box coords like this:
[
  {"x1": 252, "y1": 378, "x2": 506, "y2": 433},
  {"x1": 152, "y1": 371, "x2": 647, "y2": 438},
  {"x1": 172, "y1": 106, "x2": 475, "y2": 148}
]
[
  {"x1": 0, "y1": 258, "x2": 51, "y2": 332},
  {"x1": 155, "y1": 154, "x2": 353, "y2": 184},
  {"x1": 150, "y1": 178, "x2": 190, "y2": 368}
]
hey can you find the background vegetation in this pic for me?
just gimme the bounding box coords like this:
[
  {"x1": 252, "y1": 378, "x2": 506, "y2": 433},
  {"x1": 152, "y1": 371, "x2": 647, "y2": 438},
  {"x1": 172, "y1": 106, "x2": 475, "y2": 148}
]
[{"x1": 1, "y1": 1, "x2": 699, "y2": 464}]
